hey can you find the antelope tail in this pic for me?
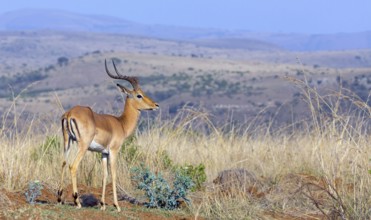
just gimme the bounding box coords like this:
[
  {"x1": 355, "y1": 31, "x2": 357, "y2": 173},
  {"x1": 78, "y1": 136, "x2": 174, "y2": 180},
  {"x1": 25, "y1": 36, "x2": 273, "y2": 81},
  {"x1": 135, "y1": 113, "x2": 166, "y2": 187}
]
[{"x1": 61, "y1": 116, "x2": 81, "y2": 154}]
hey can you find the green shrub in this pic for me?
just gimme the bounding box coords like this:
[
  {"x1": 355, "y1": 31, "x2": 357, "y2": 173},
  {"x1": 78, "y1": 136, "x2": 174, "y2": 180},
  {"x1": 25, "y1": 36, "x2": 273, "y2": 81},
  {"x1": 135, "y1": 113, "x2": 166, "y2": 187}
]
[
  {"x1": 174, "y1": 163, "x2": 206, "y2": 191},
  {"x1": 156, "y1": 150, "x2": 206, "y2": 191},
  {"x1": 131, "y1": 165, "x2": 194, "y2": 210},
  {"x1": 24, "y1": 180, "x2": 43, "y2": 204},
  {"x1": 57, "y1": 57, "x2": 69, "y2": 66},
  {"x1": 120, "y1": 135, "x2": 142, "y2": 164},
  {"x1": 121, "y1": 139, "x2": 206, "y2": 193},
  {"x1": 31, "y1": 135, "x2": 60, "y2": 162},
  {"x1": 157, "y1": 150, "x2": 174, "y2": 169}
]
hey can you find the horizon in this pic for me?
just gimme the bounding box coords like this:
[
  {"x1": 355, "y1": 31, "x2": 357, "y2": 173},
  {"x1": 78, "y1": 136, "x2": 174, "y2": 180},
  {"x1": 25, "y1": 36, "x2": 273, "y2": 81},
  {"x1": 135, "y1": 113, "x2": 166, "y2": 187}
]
[{"x1": 1, "y1": 1, "x2": 371, "y2": 34}]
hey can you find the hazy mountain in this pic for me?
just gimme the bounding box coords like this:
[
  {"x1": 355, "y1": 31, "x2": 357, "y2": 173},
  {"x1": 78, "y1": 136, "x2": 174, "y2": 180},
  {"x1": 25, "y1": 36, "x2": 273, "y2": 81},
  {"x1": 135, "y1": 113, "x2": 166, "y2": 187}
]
[
  {"x1": 252, "y1": 32, "x2": 371, "y2": 51},
  {"x1": 0, "y1": 9, "x2": 142, "y2": 32},
  {"x1": 1, "y1": 9, "x2": 371, "y2": 51},
  {"x1": 0, "y1": 9, "x2": 228, "y2": 39}
]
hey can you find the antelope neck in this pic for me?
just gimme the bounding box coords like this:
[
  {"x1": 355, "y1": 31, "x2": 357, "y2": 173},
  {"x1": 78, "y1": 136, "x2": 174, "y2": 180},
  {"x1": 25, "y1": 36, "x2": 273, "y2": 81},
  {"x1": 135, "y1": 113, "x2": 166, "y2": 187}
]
[{"x1": 119, "y1": 97, "x2": 140, "y2": 137}]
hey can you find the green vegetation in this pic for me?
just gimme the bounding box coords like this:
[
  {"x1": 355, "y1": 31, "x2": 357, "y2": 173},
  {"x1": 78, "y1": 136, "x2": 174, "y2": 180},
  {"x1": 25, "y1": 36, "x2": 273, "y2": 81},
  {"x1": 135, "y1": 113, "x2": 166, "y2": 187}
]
[
  {"x1": 131, "y1": 164, "x2": 194, "y2": 210},
  {"x1": 0, "y1": 71, "x2": 48, "y2": 98},
  {"x1": 24, "y1": 180, "x2": 43, "y2": 204},
  {"x1": 120, "y1": 135, "x2": 142, "y2": 164},
  {"x1": 141, "y1": 71, "x2": 254, "y2": 102},
  {"x1": 121, "y1": 137, "x2": 207, "y2": 192},
  {"x1": 173, "y1": 164, "x2": 206, "y2": 191},
  {"x1": 31, "y1": 135, "x2": 61, "y2": 162},
  {"x1": 57, "y1": 57, "x2": 69, "y2": 66}
]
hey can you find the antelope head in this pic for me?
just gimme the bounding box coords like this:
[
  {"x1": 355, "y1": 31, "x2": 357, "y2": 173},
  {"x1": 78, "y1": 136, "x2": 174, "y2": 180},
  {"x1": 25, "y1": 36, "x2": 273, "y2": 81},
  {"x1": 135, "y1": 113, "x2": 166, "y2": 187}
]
[{"x1": 105, "y1": 59, "x2": 159, "y2": 111}]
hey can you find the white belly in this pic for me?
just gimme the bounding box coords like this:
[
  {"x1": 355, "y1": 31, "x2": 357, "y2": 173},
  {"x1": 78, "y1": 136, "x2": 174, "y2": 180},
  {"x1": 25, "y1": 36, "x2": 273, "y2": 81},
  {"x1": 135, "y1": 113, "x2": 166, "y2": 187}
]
[{"x1": 88, "y1": 140, "x2": 109, "y2": 154}]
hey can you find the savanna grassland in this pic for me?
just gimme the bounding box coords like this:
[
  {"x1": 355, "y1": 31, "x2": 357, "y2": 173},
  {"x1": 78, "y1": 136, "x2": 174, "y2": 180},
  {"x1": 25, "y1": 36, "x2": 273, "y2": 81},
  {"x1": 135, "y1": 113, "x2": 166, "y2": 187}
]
[{"x1": 0, "y1": 30, "x2": 371, "y2": 219}]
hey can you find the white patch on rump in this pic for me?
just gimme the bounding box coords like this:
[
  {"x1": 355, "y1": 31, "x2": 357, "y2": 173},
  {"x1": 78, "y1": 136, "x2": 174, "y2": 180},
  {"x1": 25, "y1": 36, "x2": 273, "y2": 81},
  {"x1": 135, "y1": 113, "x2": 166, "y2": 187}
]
[{"x1": 88, "y1": 140, "x2": 109, "y2": 154}]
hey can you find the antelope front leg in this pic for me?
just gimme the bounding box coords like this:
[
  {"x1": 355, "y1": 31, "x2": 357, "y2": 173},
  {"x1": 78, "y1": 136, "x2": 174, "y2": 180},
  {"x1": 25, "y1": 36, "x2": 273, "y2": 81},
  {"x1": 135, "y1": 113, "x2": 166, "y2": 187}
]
[
  {"x1": 100, "y1": 153, "x2": 109, "y2": 211},
  {"x1": 110, "y1": 151, "x2": 121, "y2": 212}
]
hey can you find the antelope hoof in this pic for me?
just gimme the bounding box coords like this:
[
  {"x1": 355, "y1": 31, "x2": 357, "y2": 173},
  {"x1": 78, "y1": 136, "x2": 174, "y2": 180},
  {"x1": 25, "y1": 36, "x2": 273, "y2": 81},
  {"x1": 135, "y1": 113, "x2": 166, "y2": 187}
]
[
  {"x1": 115, "y1": 205, "x2": 121, "y2": 212},
  {"x1": 73, "y1": 192, "x2": 82, "y2": 208},
  {"x1": 100, "y1": 205, "x2": 106, "y2": 211},
  {"x1": 57, "y1": 189, "x2": 63, "y2": 203},
  {"x1": 75, "y1": 202, "x2": 82, "y2": 209}
]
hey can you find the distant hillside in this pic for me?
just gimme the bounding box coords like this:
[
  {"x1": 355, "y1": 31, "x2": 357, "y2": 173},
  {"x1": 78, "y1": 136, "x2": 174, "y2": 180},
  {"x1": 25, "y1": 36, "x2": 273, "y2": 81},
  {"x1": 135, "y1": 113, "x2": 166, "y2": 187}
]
[
  {"x1": 0, "y1": 29, "x2": 370, "y2": 126},
  {"x1": 0, "y1": 9, "x2": 229, "y2": 40},
  {"x1": 253, "y1": 32, "x2": 371, "y2": 51},
  {"x1": 1, "y1": 9, "x2": 371, "y2": 51},
  {"x1": 0, "y1": 9, "x2": 142, "y2": 32},
  {"x1": 192, "y1": 38, "x2": 282, "y2": 51}
]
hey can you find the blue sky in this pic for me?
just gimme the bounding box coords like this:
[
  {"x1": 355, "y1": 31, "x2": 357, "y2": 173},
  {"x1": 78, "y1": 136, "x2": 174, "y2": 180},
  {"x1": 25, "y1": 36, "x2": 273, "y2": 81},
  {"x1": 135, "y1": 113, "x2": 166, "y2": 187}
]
[{"x1": 1, "y1": 0, "x2": 371, "y2": 34}]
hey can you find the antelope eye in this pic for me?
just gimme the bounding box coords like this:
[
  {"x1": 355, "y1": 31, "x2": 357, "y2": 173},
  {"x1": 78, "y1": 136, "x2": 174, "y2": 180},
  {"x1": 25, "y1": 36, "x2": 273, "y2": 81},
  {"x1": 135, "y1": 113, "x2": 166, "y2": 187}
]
[{"x1": 136, "y1": 94, "x2": 143, "y2": 99}]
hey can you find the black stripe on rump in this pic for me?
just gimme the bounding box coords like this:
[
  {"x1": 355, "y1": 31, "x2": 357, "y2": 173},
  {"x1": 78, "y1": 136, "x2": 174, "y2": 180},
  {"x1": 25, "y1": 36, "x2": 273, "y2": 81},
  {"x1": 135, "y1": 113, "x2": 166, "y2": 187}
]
[{"x1": 70, "y1": 118, "x2": 81, "y2": 139}]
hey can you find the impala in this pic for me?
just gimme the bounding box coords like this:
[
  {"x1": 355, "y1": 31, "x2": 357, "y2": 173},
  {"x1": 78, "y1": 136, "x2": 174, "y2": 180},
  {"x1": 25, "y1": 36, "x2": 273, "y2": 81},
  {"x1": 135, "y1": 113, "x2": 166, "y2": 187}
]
[{"x1": 57, "y1": 59, "x2": 159, "y2": 212}]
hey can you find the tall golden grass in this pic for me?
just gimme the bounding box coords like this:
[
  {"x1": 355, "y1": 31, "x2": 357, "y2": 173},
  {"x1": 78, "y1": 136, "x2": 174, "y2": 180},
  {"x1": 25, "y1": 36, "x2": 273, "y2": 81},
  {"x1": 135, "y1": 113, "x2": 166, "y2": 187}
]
[{"x1": 0, "y1": 78, "x2": 370, "y2": 219}]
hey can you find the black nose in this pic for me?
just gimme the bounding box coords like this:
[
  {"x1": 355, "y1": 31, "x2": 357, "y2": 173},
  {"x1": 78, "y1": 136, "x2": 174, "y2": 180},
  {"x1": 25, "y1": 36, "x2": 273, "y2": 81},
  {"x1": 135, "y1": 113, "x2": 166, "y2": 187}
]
[{"x1": 155, "y1": 103, "x2": 159, "y2": 107}]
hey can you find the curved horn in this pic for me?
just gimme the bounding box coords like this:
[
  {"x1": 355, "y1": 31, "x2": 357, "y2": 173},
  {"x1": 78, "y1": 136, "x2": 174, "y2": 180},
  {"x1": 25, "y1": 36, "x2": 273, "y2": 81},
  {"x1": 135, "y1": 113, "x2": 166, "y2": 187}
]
[{"x1": 105, "y1": 59, "x2": 139, "y2": 90}]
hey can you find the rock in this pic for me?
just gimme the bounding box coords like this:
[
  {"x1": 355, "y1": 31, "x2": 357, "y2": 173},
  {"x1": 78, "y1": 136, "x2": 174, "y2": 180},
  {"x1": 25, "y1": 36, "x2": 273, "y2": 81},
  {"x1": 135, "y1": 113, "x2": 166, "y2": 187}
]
[{"x1": 213, "y1": 168, "x2": 264, "y2": 198}]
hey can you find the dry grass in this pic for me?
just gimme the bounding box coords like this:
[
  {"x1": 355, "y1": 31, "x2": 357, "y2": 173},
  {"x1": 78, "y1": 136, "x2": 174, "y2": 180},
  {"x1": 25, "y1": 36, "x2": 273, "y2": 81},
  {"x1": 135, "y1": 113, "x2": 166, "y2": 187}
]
[{"x1": 0, "y1": 78, "x2": 370, "y2": 219}]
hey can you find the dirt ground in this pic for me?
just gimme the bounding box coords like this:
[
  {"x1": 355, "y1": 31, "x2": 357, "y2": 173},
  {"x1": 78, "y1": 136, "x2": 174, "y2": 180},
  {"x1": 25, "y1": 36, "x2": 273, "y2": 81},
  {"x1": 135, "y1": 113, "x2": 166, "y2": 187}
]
[
  {"x1": 0, "y1": 183, "x2": 194, "y2": 220},
  {"x1": 0, "y1": 172, "x2": 340, "y2": 219}
]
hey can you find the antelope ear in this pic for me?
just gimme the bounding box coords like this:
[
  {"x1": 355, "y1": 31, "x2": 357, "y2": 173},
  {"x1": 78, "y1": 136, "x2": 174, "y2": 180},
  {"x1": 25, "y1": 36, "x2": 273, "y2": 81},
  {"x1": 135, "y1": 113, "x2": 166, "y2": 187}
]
[{"x1": 116, "y1": 83, "x2": 132, "y2": 96}]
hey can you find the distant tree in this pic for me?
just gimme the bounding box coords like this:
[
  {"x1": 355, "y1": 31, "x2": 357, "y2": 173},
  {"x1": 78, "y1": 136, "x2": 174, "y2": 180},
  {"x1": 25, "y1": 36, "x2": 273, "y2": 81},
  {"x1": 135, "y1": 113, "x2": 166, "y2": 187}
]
[
  {"x1": 57, "y1": 57, "x2": 69, "y2": 66},
  {"x1": 111, "y1": 57, "x2": 121, "y2": 64}
]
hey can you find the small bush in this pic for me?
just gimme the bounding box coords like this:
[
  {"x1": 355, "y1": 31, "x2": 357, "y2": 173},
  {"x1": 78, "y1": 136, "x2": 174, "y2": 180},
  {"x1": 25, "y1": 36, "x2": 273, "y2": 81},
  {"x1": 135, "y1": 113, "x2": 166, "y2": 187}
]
[
  {"x1": 131, "y1": 165, "x2": 194, "y2": 210},
  {"x1": 156, "y1": 150, "x2": 206, "y2": 191},
  {"x1": 157, "y1": 150, "x2": 174, "y2": 169},
  {"x1": 31, "y1": 135, "x2": 60, "y2": 162},
  {"x1": 111, "y1": 57, "x2": 121, "y2": 64},
  {"x1": 57, "y1": 57, "x2": 69, "y2": 66},
  {"x1": 174, "y1": 164, "x2": 207, "y2": 191},
  {"x1": 120, "y1": 135, "x2": 142, "y2": 164},
  {"x1": 24, "y1": 181, "x2": 43, "y2": 204}
]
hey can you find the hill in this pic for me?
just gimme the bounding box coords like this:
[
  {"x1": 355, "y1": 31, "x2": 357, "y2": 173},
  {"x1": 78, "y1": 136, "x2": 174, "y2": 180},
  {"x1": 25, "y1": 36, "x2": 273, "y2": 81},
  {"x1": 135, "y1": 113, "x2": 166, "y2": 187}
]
[
  {"x1": 0, "y1": 31, "x2": 370, "y2": 128},
  {"x1": 1, "y1": 9, "x2": 371, "y2": 51}
]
